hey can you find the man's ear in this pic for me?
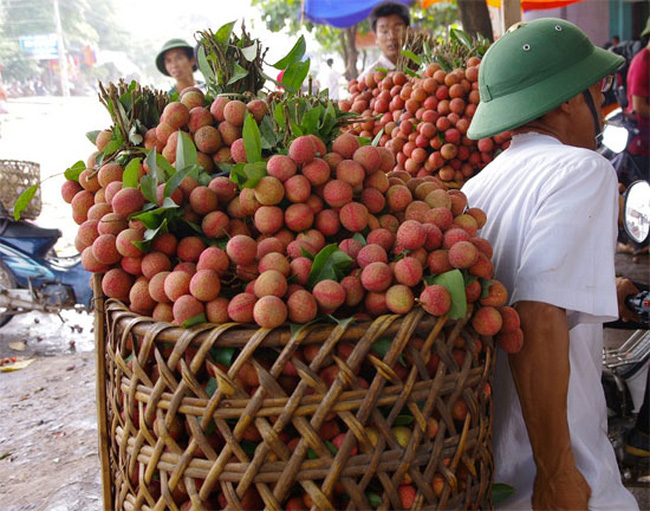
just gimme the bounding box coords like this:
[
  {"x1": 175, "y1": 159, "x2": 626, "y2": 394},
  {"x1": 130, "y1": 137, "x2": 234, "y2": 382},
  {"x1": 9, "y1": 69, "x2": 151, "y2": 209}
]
[{"x1": 558, "y1": 96, "x2": 577, "y2": 114}]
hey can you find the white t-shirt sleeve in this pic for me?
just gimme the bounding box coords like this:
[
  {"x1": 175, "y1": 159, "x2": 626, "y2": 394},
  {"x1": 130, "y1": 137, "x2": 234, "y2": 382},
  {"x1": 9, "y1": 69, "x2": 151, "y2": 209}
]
[{"x1": 511, "y1": 154, "x2": 619, "y2": 322}]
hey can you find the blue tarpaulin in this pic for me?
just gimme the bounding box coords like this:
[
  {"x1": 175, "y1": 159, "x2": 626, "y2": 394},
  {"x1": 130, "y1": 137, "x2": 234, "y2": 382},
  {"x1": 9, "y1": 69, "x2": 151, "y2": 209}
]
[{"x1": 304, "y1": 0, "x2": 413, "y2": 28}]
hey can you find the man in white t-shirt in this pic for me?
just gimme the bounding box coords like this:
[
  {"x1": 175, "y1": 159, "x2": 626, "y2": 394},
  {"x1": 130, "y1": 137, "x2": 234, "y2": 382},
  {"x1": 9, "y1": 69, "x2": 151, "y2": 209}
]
[
  {"x1": 462, "y1": 19, "x2": 640, "y2": 510},
  {"x1": 317, "y1": 59, "x2": 343, "y2": 101},
  {"x1": 358, "y1": 2, "x2": 410, "y2": 82}
]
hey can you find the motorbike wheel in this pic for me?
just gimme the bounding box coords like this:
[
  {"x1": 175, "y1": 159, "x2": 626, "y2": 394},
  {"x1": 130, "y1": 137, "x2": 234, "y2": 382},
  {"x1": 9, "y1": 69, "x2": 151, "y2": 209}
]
[{"x1": 0, "y1": 261, "x2": 16, "y2": 327}]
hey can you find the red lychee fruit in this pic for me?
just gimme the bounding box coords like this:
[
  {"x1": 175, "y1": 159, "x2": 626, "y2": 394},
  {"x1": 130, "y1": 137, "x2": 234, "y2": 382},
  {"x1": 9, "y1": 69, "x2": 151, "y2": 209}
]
[
  {"x1": 312, "y1": 279, "x2": 346, "y2": 313},
  {"x1": 472, "y1": 306, "x2": 503, "y2": 336},
  {"x1": 288, "y1": 135, "x2": 317, "y2": 165},
  {"x1": 419, "y1": 285, "x2": 451, "y2": 316},
  {"x1": 253, "y1": 296, "x2": 288, "y2": 328}
]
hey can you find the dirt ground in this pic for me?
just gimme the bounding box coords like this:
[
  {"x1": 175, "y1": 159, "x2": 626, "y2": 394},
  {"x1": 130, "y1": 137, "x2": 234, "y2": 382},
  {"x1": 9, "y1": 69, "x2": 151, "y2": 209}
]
[{"x1": 0, "y1": 352, "x2": 102, "y2": 511}]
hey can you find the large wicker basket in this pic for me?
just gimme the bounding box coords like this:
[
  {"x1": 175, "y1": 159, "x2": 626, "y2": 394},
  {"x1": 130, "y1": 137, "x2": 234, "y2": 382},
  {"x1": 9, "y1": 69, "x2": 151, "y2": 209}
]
[
  {"x1": 93, "y1": 275, "x2": 496, "y2": 510},
  {"x1": 0, "y1": 159, "x2": 41, "y2": 220}
]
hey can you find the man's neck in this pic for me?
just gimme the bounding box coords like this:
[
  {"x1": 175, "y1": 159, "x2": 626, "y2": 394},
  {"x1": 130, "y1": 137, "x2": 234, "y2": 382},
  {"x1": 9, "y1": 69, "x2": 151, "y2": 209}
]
[{"x1": 174, "y1": 77, "x2": 195, "y2": 93}]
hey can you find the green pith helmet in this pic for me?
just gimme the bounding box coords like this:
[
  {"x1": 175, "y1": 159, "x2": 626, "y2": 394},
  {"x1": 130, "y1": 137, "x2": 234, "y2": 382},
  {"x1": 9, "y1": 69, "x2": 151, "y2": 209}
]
[
  {"x1": 155, "y1": 38, "x2": 196, "y2": 76},
  {"x1": 467, "y1": 18, "x2": 625, "y2": 140}
]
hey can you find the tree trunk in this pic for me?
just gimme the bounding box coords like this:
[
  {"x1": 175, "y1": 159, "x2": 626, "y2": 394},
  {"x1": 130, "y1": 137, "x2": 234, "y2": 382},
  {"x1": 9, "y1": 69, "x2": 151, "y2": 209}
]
[
  {"x1": 343, "y1": 25, "x2": 359, "y2": 80},
  {"x1": 457, "y1": 0, "x2": 494, "y2": 42}
]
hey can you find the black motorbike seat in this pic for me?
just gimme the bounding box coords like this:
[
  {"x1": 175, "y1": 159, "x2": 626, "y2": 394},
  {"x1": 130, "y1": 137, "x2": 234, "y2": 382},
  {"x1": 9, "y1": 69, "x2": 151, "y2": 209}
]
[{"x1": 1, "y1": 219, "x2": 61, "y2": 239}]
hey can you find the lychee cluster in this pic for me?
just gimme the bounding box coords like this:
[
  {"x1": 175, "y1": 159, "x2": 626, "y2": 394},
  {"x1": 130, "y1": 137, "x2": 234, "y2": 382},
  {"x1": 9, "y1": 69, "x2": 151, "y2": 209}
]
[
  {"x1": 342, "y1": 59, "x2": 511, "y2": 185},
  {"x1": 142, "y1": 88, "x2": 267, "y2": 171},
  {"x1": 64, "y1": 108, "x2": 522, "y2": 353}
]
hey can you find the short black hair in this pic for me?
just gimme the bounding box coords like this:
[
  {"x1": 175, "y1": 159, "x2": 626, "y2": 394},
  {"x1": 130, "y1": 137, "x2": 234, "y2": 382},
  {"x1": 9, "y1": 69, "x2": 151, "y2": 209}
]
[{"x1": 369, "y1": 2, "x2": 411, "y2": 32}]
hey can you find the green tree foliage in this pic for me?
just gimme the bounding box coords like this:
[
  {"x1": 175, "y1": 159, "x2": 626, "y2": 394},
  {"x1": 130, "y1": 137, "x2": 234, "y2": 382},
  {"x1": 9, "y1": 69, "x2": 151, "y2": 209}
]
[
  {"x1": 0, "y1": 0, "x2": 131, "y2": 84},
  {"x1": 251, "y1": 0, "x2": 459, "y2": 80}
]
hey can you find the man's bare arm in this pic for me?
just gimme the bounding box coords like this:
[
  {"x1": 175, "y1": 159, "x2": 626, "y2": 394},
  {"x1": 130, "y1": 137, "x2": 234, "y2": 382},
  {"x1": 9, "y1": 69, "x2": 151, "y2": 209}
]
[{"x1": 511, "y1": 300, "x2": 591, "y2": 510}]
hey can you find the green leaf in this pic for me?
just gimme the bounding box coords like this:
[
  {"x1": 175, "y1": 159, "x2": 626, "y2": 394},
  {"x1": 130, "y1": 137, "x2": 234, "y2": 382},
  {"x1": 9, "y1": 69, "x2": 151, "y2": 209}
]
[
  {"x1": 393, "y1": 415, "x2": 414, "y2": 427},
  {"x1": 320, "y1": 102, "x2": 338, "y2": 136},
  {"x1": 103, "y1": 136, "x2": 122, "y2": 157},
  {"x1": 130, "y1": 197, "x2": 178, "y2": 228},
  {"x1": 371, "y1": 128, "x2": 385, "y2": 147},
  {"x1": 366, "y1": 492, "x2": 382, "y2": 508},
  {"x1": 64, "y1": 160, "x2": 86, "y2": 181},
  {"x1": 140, "y1": 175, "x2": 157, "y2": 204},
  {"x1": 357, "y1": 136, "x2": 372, "y2": 147},
  {"x1": 210, "y1": 347, "x2": 237, "y2": 366},
  {"x1": 306, "y1": 244, "x2": 353, "y2": 289},
  {"x1": 197, "y1": 45, "x2": 216, "y2": 84},
  {"x1": 156, "y1": 154, "x2": 176, "y2": 178},
  {"x1": 405, "y1": 68, "x2": 420, "y2": 78},
  {"x1": 240, "y1": 43, "x2": 258, "y2": 62},
  {"x1": 134, "y1": 219, "x2": 168, "y2": 252},
  {"x1": 300, "y1": 246, "x2": 315, "y2": 260},
  {"x1": 492, "y1": 483, "x2": 516, "y2": 506},
  {"x1": 273, "y1": 103, "x2": 286, "y2": 127},
  {"x1": 205, "y1": 377, "x2": 219, "y2": 397},
  {"x1": 429, "y1": 269, "x2": 467, "y2": 320},
  {"x1": 401, "y1": 49, "x2": 422, "y2": 65},
  {"x1": 176, "y1": 131, "x2": 198, "y2": 170},
  {"x1": 325, "y1": 440, "x2": 337, "y2": 455},
  {"x1": 122, "y1": 158, "x2": 141, "y2": 188},
  {"x1": 128, "y1": 124, "x2": 143, "y2": 146},
  {"x1": 214, "y1": 21, "x2": 236, "y2": 45},
  {"x1": 259, "y1": 115, "x2": 279, "y2": 150},
  {"x1": 327, "y1": 316, "x2": 355, "y2": 329},
  {"x1": 86, "y1": 130, "x2": 100, "y2": 145},
  {"x1": 240, "y1": 162, "x2": 267, "y2": 189},
  {"x1": 371, "y1": 337, "x2": 393, "y2": 359},
  {"x1": 145, "y1": 148, "x2": 161, "y2": 182},
  {"x1": 450, "y1": 28, "x2": 473, "y2": 51},
  {"x1": 227, "y1": 63, "x2": 250, "y2": 85},
  {"x1": 272, "y1": 35, "x2": 306, "y2": 69},
  {"x1": 352, "y1": 233, "x2": 367, "y2": 246},
  {"x1": 282, "y1": 59, "x2": 310, "y2": 93},
  {"x1": 301, "y1": 105, "x2": 322, "y2": 135},
  {"x1": 163, "y1": 167, "x2": 190, "y2": 199},
  {"x1": 182, "y1": 312, "x2": 207, "y2": 328},
  {"x1": 307, "y1": 447, "x2": 318, "y2": 460},
  {"x1": 229, "y1": 162, "x2": 248, "y2": 188},
  {"x1": 480, "y1": 278, "x2": 494, "y2": 299},
  {"x1": 12, "y1": 185, "x2": 38, "y2": 220},
  {"x1": 242, "y1": 113, "x2": 262, "y2": 163},
  {"x1": 241, "y1": 440, "x2": 258, "y2": 455}
]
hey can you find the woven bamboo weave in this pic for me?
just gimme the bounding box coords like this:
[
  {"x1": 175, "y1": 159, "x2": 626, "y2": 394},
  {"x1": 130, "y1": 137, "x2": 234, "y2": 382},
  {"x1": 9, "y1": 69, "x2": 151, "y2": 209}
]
[
  {"x1": 95, "y1": 280, "x2": 495, "y2": 510},
  {"x1": 0, "y1": 159, "x2": 41, "y2": 219}
]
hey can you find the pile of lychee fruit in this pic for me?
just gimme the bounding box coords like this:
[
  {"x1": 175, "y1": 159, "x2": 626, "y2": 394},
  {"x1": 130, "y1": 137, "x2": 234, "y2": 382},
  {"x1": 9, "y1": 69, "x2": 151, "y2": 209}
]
[
  {"x1": 341, "y1": 58, "x2": 511, "y2": 186},
  {"x1": 61, "y1": 90, "x2": 523, "y2": 354}
]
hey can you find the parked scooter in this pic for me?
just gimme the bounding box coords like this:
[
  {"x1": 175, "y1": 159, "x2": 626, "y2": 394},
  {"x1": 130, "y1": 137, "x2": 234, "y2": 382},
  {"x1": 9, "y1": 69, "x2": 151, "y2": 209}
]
[
  {"x1": 599, "y1": 109, "x2": 649, "y2": 256},
  {"x1": 0, "y1": 204, "x2": 93, "y2": 327},
  {"x1": 602, "y1": 182, "x2": 650, "y2": 479},
  {"x1": 600, "y1": 107, "x2": 648, "y2": 189}
]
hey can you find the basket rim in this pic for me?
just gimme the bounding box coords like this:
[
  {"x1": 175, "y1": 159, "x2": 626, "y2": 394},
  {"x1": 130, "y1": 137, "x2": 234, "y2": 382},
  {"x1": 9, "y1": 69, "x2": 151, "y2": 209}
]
[{"x1": 103, "y1": 297, "x2": 464, "y2": 348}]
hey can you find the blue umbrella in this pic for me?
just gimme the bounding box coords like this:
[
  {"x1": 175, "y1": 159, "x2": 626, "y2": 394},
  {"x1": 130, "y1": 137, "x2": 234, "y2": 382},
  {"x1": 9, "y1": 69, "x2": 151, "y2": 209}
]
[{"x1": 304, "y1": 0, "x2": 413, "y2": 28}]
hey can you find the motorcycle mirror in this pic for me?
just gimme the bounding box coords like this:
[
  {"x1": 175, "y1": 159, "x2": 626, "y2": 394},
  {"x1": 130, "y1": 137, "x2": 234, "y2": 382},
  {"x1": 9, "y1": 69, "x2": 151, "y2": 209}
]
[
  {"x1": 601, "y1": 123, "x2": 629, "y2": 153},
  {"x1": 624, "y1": 180, "x2": 650, "y2": 245}
]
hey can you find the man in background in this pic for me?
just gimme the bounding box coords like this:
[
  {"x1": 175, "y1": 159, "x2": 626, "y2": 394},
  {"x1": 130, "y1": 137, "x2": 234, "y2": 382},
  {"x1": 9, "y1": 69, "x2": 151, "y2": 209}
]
[
  {"x1": 317, "y1": 58, "x2": 343, "y2": 100},
  {"x1": 359, "y1": 2, "x2": 410, "y2": 81},
  {"x1": 155, "y1": 39, "x2": 198, "y2": 96}
]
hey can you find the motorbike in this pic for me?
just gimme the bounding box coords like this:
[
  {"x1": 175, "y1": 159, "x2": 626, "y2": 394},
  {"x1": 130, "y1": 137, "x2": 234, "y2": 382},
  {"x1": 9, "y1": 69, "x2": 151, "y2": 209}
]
[
  {"x1": 602, "y1": 180, "x2": 650, "y2": 479},
  {"x1": 0, "y1": 204, "x2": 93, "y2": 327},
  {"x1": 600, "y1": 107, "x2": 648, "y2": 188},
  {"x1": 599, "y1": 108, "x2": 649, "y2": 255}
]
